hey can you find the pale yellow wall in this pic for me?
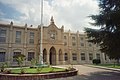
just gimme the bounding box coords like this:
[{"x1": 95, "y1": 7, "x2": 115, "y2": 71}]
[
  {"x1": 0, "y1": 21, "x2": 112, "y2": 66},
  {"x1": 0, "y1": 23, "x2": 38, "y2": 66}
]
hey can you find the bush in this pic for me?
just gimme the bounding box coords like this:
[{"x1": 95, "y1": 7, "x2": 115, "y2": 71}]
[
  {"x1": 3, "y1": 69, "x2": 11, "y2": 74},
  {"x1": 21, "y1": 68, "x2": 25, "y2": 74},
  {"x1": 0, "y1": 62, "x2": 8, "y2": 72},
  {"x1": 92, "y1": 59, "x2": 101, "y2": 65}
]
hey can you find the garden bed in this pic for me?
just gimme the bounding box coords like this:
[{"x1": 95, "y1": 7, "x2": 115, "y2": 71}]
[{"x1": 0, "y1": 67, "x2": 78, "y2": 80}]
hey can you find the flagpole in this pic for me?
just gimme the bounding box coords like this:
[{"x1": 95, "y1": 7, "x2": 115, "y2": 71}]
[{"x1": 40, "y1": 0, "x2": 43, "y2": 64}]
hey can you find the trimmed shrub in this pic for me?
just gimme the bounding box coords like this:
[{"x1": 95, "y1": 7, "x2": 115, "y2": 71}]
[{"x1": 92, "y1": 59, "x2": 101, "y2": 65}]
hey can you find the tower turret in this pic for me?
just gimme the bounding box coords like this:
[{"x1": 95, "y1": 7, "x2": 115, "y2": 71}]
[{"x1": 50, "y1": 16, "x2": 54, "y2": 24}]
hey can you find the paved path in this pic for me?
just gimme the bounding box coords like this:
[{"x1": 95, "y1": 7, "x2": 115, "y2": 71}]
[{"x1": 48, "y1": 65, "x2": 120, "y2": 80}]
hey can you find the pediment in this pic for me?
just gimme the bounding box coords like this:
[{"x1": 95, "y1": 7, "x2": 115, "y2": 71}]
[{"x1": 48, "y1": 23, "x2": 59, "y2": 31}]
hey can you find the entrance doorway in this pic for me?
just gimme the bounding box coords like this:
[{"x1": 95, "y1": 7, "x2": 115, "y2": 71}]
[{"x1": 49, "y1": 47, "x2": 56, "y2": 65}]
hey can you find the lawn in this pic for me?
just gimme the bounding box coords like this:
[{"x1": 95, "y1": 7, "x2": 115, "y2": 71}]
[
  {"x1": 10, "y1": 67, "x2": 66, "y2": 74},
  {"x1": 94, "y1": 64, "x2": 120, "y2": 69}
]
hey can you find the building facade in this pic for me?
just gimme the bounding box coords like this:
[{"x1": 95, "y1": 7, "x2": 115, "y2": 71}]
[{"x1": 0, "y1": 17, "x2": 111, "y2": 66}]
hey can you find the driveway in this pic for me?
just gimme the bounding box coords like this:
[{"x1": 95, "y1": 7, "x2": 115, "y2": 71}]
[{"x1": 48, "y1": 65, "x2": 120, "y2": 80}]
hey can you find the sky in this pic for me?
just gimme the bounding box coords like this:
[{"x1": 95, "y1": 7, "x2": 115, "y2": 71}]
[{"x1": 0, "y1": 0, "x2": 99, "y2": 32}]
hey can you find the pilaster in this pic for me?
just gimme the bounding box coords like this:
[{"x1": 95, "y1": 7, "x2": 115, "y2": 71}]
[
  {"x1": 9, "y1": 22, "x2": 13, "y2": 48},
  {"x1": 8, "y1": 47, "x2": 12, "y2": 66},
  {"x1": 47, "y1": 53, "x2": 50, "y2": 65},
  {"x1": 56, "y1": 53, "x2": 59, "y2": 65},
  {"x1": 86, "y1": 52, "x2": 89, "y2": 63},
  {"x1": 24, "y1": 24, "x2": 27, "y2": 48},
  {"x1": 101, "y1": 53, "x2": 105, "y2": 64}
]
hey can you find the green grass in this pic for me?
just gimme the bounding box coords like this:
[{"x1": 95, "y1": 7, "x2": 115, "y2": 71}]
[
  {"x1": 94, "y1": 64, "x2": 120, "y2": 69},
  {"x1": 10, "y1": 67, "x2": 66, "y2": 74}
]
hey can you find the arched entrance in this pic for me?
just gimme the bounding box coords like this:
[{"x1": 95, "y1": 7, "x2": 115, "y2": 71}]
[
  {"x1": 49, "y1": 47, "x2": 56, "y2": 65},
  {"x1": 43, "y1": 49, "x2": 47, "y2": 63}
]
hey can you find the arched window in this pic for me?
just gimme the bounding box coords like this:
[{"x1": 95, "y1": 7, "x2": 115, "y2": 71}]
[
  {"x1": 59, "y1": 49, "x2": 62, "y2": 61},
  {"x1": 89, "y1": 53, "x2": 93, "y2": 60},
  {"x1": 28, "y1": 52, "x2": 35, "y2": 61},
  {"x1": 81, "y1": 53, "x2": 85, "y2": 60},
  {"x1": 64, "y1": 53, "x2": 68, "y2": 61},
  {"x1": 72, "y1": 53, "x2": 77, "y2": 60},
  {"x1": 96, "y1": 53, "x2": 100, "y2": 59},
  {"x1": 0, "y1": 48, "x2": 6, "y2": 62},
  {"x1": 13, "y1": 49, "x2": 22, "y2": 62},
  {"x1": 0, "y1": 52, "x2": 5, "y2": 62},
  {"x1": 13, "y1": 52, "x2": 21, "y2": 62},
  {"x1": 43, "y1": 49, "x2": 47, "y2": 62}
]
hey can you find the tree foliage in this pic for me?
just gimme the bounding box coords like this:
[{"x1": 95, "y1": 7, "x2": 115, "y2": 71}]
[
  {"x1": 13, "y1": 54, "x2": 25, "y2": 68},
  {"x1": 30, "y1": 58, "x2": 37, "y2": 67},
  {"x1": 85, "y1": 0, "x2": 120, "y2": 60}
]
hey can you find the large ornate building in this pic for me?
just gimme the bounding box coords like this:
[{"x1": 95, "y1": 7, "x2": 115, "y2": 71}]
[{"x1": 0, "y1": 17, "x2": 111, "y2": 66}]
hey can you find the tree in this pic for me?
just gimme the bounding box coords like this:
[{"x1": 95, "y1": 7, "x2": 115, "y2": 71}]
[
  {"x1": 30, "y1": 58, "x2": 37, "y2": 68},
  {"x1": 85, "y1": 0, "x2": 120, "y2": 61},
  {"x1": 13, "y1": 54, "x2": 25, "y2": 68}
]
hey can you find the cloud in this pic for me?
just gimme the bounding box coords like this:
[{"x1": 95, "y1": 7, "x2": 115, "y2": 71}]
[
  {"x1": 51, "y1": 0, "x2": 99, "y2": 32},
  {"x1": 0, "y1": 10, "x2": 5, "y2": 16},
  {"x1": 0, "y1": 0, "x2": 99, "y2": 31}
]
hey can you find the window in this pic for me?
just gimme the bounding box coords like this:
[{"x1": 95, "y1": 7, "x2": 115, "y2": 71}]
[
  {"x1": 80, "y1": 37, "x2": 83, "y2": 41},
  {"x1": 15, "y1": 31, "x2": 21, "y2": 43},
  {"x1": 72, "y1": 36, "x2": 75, "y2": 40},
  {"x1": 81, "y1": 53, "x2": 85, "y2": 60},
  {"x1": 29, "y1": 32, "x2": 34, "y2": 44},
  {"x1": 81, "y1": 43, "x2": 84, "y2": 46},
  {"x1": 0, "y1": 52, "x2": 5, "y2": 62},
  {"x1": 72, "y1": 42, "x2": 76, "y2": 46},
  {"x1": 64, "y1": 42, "x2": 67, "y2": 46},
  {"x1": 0, "y1": 29, "x2": 6, "y2": 43},
  {"x1": 96, "y1": 54, "x2": 100, "y2": 59},
  {"x1": 72, "y1": 53, "x2": 77, "y2": 60},
  {"x1": 43, "y1": 49, "x2": 47, "y2": 62},
  {"x1": 13, "y1": 52, "x2": 21, "y2": 62},
  {"x1": 28, "y1": 52, "x2": 35, "y2": 61},
  {"x1": 89, "y1": 53, "x2": 93, "y2": 60},
  {"x1": 59, "y1": 50, "x2": 62, "y2": 61},
  {"x1": 64, "y1": 53, "x2": 68, "y2": 61},
  {"x1": 64, "y1": 36, "x2": 67, "y2": 39}
]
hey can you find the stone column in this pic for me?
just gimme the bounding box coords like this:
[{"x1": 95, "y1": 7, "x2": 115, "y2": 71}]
[
  {"x1": 62, "y1": 53, "x2": 65, "y2": 65},
  {"x1": 69, "y1": 50, "x2": 72, "y2": 64},
  {"x1": 47, "y1": 53, "x2": 50, "y2": 65},
  {"x1": 56, "y1": 53, "x2": 59, "y2": 65}
]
